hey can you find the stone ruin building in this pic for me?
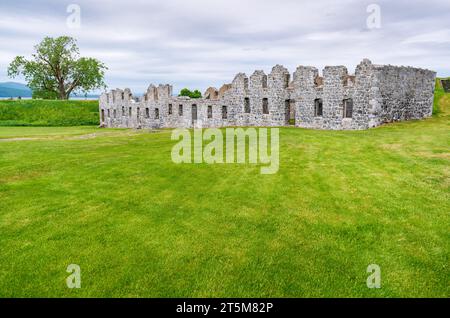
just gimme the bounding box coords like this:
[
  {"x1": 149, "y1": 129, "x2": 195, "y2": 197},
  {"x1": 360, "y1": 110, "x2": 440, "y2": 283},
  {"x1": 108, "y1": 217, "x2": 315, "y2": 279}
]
[
  {"x1": 441, "y1": 79, "x2": 450, "y2": 93},
  {"x1": 99, "y1": 59, "x2": 436, "y2": 130}
]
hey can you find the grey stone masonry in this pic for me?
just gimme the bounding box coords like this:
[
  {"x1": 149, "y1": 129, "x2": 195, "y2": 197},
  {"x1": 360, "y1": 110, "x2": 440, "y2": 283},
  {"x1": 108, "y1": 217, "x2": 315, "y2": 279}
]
[
  {"x1": 442, "y1": 79, "x2": 450, "y2": 93},
  {"x1": 99, "y1": 59, "x2": 436, "y2": 130}
]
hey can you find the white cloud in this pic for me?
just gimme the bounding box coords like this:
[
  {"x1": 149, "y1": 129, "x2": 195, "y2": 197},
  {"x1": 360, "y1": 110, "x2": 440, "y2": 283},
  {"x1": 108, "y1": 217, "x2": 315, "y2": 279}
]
[
  {"x1": 0, "y1": 0, "x2": 449, "y2": 94},
  {"x1": 402, "y1": 29, "x2": 450, "y2": 44}
]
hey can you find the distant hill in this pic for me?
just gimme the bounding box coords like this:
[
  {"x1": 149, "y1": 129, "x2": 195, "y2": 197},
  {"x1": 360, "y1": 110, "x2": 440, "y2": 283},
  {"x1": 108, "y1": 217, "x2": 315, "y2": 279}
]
[
  {"x1": 0, "y1": 82, "x2": 32, "y2": 98},
  {"x1": 0, "y1": 82, "x2": 100, "y2": 99}
]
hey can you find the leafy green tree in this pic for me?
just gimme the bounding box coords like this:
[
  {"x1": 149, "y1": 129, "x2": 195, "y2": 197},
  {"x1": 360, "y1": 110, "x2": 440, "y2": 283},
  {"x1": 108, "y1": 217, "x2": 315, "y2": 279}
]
[
  {"x1": 32, "y1": 89, "x2": 59, "y2": 100},
  {"x1": 191, "y1": 89, "x2": 202, "y2": 99},
  {"x1": 7, "y1": 36, "x2": 107, "y2": 100},
  {"x1": 179, "y1": 88, "x2": 202, "y2": 99},
  {"x1": 179, "y1": 88, "x2": 192, "y2": 97}
]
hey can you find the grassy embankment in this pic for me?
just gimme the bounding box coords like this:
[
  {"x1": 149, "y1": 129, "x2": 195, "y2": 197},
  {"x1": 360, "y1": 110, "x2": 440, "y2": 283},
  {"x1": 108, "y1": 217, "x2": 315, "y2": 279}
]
[{"x1": 0, "y1": 99, "x2": 99, "y2": 126}]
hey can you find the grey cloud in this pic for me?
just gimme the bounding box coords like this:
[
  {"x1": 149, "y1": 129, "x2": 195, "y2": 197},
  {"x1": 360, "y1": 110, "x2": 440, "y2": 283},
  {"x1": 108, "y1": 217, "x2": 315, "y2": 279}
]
[{"x1": 0, "y1": 0, "x2": 449, "y2": 94}]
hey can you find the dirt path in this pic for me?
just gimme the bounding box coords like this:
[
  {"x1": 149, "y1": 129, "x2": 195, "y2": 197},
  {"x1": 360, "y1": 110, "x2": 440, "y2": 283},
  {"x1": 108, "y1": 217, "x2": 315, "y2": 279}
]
[{"x1": 0, "y1": 129, "x2": 164, "y2": 142}]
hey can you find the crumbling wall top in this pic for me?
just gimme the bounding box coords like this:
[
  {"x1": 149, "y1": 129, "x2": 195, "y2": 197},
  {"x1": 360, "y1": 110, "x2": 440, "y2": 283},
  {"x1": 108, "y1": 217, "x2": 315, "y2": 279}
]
[{"x1": 204, "y1": 87, "x2": 219, "y2": 100}]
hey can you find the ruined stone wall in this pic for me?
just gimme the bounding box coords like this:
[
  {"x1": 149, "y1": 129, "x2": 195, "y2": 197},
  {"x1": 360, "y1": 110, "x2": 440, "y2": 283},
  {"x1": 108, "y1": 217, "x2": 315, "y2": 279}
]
[
  {"x1": 292, "y1": 59, "x2": 393, "y2": 130},
  {"x1": 99, "y1": 59, "x2": 435, "y2": 130},
  {"x1": 291, "y1": 65, "x2": 322, "y2": 128},
  {"x1": 442, "y1": 79, "x2": 450, "y2": 93},
  {"x1": 372, "y1": 65, "x2": 436, "y2": 123}
]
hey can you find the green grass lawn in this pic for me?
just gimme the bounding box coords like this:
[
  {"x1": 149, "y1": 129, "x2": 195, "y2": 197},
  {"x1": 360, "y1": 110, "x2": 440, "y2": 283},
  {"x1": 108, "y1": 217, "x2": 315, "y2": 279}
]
[
  {"x1": 0, "y1": 99, "x2": 99, "y2": 126},
  {"x1": 0, "y1": 95, "x2": 448, "y2": 298}
]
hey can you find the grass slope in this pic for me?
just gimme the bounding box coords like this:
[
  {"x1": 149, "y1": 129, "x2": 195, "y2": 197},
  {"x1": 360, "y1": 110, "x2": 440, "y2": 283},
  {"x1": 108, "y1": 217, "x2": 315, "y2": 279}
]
[
  {"x1": 0, "y1": 99, "x2": 99, "y2": 126},
  {"x1": 434, "y1": 78, "x2": 447, "y2": 114},
  {"x1": 0, "y1": 91, "x2": 448, "y2": 298}
]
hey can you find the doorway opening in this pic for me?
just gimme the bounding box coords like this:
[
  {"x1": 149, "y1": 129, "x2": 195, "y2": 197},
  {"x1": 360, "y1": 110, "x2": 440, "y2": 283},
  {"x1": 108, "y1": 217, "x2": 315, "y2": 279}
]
[{"x1": 285, "y1": 99, "x2": 295, "y2": 125}]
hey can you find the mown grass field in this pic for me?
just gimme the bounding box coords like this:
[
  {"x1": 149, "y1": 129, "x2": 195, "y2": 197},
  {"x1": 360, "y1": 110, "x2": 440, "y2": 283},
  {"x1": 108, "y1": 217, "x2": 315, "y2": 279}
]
[
  {"x1": 0, "y1": 90, "x2": 448, "y2": 298},
  {"x1": 0, "y1": 99, "x2": 99, "y2": 126}
]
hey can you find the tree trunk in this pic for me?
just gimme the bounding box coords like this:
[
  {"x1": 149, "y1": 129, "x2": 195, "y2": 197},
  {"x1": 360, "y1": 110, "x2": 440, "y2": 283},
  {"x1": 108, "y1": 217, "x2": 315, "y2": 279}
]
[{"x1": 58, "y1": 82, "x2": 67, "y2": 100}]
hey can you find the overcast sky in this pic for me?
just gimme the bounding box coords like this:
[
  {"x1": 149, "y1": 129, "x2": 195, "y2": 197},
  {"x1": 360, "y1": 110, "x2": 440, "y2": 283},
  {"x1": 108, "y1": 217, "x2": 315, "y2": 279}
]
[{"x1": 0, "y1": 0, "x2": 449, "y2": 94}]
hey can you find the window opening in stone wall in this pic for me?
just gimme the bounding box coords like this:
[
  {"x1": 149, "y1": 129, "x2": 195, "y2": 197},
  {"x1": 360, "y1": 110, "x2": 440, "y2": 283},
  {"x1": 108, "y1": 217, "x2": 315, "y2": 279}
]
[
  {"x1": 262, "y1": 98, "x2": 269, "y2": 114},
  {"x1": 315, "y1": 99, "x2": 323, "y2": 117},
  {"x1": 192, "y1": 104, "x2": 197, "y2": 122},
  {"x1": 285, "y1": 74, "x2": 290, "y2": 88},
  {"x1": 343, "y1": 99, "x2": 353, "y2": 118},
  {"x1": 207, "y1": 105, "x2": 213, "y2": 118},
  {"x1": 222, "y1": 106, "x2": 228, "y2": 119},
  {"x1": 262, "y1": 75, "x2": 268, "y2": 88},
  {"x1": 244, "y1": 98, "x2": 250, "y2": 113},
  {"x1": 285, "y1": 99, "x2": 295, "y2": 125}
]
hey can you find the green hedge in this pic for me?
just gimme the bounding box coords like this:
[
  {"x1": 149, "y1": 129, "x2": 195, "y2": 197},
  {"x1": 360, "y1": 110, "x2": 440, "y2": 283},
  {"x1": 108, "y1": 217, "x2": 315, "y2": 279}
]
[{"x1": 0, "y1": 99, "x2": 99, "y2": 126}]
